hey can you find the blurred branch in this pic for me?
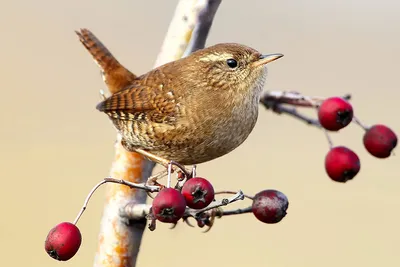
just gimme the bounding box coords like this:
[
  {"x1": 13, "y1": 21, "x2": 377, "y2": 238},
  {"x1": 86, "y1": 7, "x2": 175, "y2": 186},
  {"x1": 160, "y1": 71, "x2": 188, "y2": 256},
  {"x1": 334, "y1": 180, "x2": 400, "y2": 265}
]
[
  {"x1": 154, "y1": 0, "x2": 220, "y2": 68},
  {"x1": 183, "y1": 0, "x2": 221, "y2": 57},
  {"x1": 260, "y1": 91, "x2": 351, "y2": 128},
  {"x1": 93, "y1": 1, "x2": 221, "y2": 267}
]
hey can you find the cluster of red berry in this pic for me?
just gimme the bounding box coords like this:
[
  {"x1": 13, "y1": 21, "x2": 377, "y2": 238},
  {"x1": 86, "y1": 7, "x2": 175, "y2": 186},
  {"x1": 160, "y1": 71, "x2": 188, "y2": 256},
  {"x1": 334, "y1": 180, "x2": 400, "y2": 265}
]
[
  {"x1": 317, "y1": 97, "x2": 397, "y2": 183},
  {"x1": 151, "y1": 178, "x2": 288, "y2": 224},
  {"x1": 44, "y1": 177, "x2": 289, "y2": 261}
]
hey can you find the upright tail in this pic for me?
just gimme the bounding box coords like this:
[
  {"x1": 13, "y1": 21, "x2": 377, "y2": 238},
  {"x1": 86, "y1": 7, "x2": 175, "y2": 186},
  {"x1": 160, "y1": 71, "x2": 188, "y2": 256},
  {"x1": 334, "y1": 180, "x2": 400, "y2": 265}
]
[{"x1": 75, "y1": 28, "x2": 137, "y2": 94}]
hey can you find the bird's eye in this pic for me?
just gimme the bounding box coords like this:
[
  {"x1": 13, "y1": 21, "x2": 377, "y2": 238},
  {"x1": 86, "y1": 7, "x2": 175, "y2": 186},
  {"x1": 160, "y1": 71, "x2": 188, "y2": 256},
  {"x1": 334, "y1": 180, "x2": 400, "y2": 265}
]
[{"x1": 226, "y1": 58, "x2": 238, "y2": 68}]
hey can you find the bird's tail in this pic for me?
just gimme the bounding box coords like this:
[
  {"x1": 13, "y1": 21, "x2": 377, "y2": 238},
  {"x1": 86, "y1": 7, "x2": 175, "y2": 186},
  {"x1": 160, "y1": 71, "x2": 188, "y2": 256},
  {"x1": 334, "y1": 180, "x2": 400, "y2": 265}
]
[
  {"x1": 75, "y1": 28, "x2": 136, "y2": 93},
  {"x1": 75, "y1": 28, "x2": 121, "y2": 73}
]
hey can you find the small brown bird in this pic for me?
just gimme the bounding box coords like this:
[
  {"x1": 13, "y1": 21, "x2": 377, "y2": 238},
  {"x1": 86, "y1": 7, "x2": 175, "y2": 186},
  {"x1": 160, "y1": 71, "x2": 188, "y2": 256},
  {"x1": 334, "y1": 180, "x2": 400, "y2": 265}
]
[{"x1": 76, "y1": 29, "x2": 283, "y2": 166}]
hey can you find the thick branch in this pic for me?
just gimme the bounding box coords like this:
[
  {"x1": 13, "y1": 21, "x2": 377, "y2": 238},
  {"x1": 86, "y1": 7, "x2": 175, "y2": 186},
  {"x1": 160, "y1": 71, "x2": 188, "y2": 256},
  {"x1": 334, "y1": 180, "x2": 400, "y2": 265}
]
[
  {"x1": 154, "y1": 0, "x2": 219, "y2": 68},
  {"x1": 183, "y1": 0, "x2": 222, "y2": 57},
  {"x1": 94, "y1": 1, "x2": 221, "y2": 267}
]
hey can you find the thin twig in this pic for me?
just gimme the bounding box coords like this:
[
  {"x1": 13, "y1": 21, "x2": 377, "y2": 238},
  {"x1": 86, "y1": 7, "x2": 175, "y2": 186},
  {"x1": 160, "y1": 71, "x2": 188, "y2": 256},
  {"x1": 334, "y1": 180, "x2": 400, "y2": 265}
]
[
  {"x1": 217, "y1": 206, "x2": 252, "y2": 216},
  {"x1": 186, "y1": 190, "x2": 245, "y2": 218},
  {"x1": 215, "y1": 190, "x2": 254, "y2": 200},
  {"x1": 103, "y1": 177, "x2": 160, "y2": 192},
  {"x1": 261, "y1": 91, "x2": 351, "y2": 108},
  {"x1": 122, "y1": 203, "x2": 253, "y2": 221},
  {"x1": 121, "y1": 191, "x2": 249, "y2": 223},
  {"x1": 260, "y1": 91, "x2": 353, "y2": 131},
  {"x1": 261, "y1": 91, "x2": 322, "y2": 107},
  {"x1": 268, "y1": 104, "x2": 323, "y2": 128},
  {"x1": 352, "y1": 115, "x2": 370, "y2": 131}
]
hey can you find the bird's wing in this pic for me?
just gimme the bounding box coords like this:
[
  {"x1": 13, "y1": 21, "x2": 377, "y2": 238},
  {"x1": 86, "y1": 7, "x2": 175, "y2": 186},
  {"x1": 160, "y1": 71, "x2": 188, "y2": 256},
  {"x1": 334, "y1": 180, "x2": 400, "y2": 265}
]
[{"x1": 96, "y1": 84, "x2": 178, "y2": 124}]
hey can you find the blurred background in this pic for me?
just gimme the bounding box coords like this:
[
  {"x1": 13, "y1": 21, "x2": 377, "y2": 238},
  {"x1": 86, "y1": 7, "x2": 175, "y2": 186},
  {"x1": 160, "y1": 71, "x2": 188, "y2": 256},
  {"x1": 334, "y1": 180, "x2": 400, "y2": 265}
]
[{"x1": 1, "y1": 0, "x2": 399, "y2": 266}]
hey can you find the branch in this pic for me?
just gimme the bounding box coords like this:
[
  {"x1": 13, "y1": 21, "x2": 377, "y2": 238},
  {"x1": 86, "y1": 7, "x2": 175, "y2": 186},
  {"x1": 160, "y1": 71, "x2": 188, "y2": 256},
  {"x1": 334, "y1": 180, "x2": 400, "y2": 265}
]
[
  {"x1": 259, "y1": 91, "x2": 357, "y2": 149},
  {"x1": 93, "y1": 144, "x2": 154, "y2": 267},
  {"x1": 122, "y1": 190, "x2": 251, "y2": 232},
  {"x1": 218, "y1": 206, "x2": 252, "y2": 216},
  {"x1": 73, "y1": 176, "x2": 260, "y2": 233},
  {"x1": 73, "y1": 179, "x2": 160, "y2": 226},
  {"x1": 185, "y1": 190, "x2": 244, "y2": 218},
  {"x1": 153, "y1": 0, "x2": 220, "y2": 68},
  {"x1": 215, "y1": 190, "x2": 254, "y2": 200},
  {"x1": 259, "y1": 91, "x2": 373, "y2": 149},
  {"x1": 183, "y1": 0, "x2": 222, "y2": 57},
  {"x1": 94, "y1": 1, "x2": 221, "y2": 267},
  {"x1": 260, "y1": 91, "x2": 352, "y2": 128}
]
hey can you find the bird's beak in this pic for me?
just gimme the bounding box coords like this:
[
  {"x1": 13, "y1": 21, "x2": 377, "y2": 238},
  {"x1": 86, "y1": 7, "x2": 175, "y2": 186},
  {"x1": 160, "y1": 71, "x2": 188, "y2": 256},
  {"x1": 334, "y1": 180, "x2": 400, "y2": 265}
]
[{"x1": 253, "y1": 53, "x2": 284, "y2": 67}]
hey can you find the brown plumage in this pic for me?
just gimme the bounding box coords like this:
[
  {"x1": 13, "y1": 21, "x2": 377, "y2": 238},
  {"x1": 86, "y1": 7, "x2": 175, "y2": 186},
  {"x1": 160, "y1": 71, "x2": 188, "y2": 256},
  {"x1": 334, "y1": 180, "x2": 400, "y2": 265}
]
[
  {"x1": 75, "y1": 28, "x2": 137, "y2": 93},
  {"x1": 77, "y1": 29, "x2": 283, "y2": 166}
]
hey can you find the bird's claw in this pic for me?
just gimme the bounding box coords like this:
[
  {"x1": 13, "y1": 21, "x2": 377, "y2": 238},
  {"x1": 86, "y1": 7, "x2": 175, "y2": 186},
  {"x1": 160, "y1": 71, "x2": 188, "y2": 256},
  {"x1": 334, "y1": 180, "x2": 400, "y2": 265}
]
[
  {"x1": 169, "y1": 222, "x2": 178, "y2": 229},
  {"x1": 183, "y1": 217, "x2": 195, "y2": 227},
  {"x1": 147, "y1": 209, "x2": 157, "y2": 231}
]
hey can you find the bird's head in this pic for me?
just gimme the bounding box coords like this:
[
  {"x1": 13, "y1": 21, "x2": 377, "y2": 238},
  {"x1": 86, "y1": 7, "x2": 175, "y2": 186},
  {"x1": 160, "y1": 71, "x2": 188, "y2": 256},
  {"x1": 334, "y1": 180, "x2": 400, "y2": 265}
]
[{"x1": 185, "y1": 43, "x2": 283, "y2": 95}]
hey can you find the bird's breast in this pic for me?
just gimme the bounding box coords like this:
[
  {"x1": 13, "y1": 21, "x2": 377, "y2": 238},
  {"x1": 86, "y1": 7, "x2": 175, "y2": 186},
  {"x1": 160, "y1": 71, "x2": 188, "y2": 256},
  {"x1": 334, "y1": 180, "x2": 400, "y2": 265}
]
[{"x1": 184, "y1": 93, "x2": 259, "y2": 161}]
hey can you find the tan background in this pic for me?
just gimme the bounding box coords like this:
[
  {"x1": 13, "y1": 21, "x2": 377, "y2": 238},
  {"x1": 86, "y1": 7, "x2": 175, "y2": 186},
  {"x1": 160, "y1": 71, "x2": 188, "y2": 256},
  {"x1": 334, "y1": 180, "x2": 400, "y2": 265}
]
[{"x1": 1, "y1": 0, "x2": 399, "y2": 266}]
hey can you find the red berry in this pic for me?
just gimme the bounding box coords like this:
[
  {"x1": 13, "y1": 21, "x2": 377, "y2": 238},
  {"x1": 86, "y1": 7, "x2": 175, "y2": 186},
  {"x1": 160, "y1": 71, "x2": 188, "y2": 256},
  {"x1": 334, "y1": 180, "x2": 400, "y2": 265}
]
[
  {"x1": 363, "y1": 124, "x2": 397, "y2": 158},
  {"x1": 45, "y1": 222, "x2": 82, "y2": 261},
  {"x1": 325, "y1": 146, "x2": 360, "y2": 182},
  {"x1": 182, "y1": 177, "x2": 214, "y2": 209},
  {"x1": 252, "y1": 190, "x2": 289, "y2": 224},
  {"x1": 152, "y1": 188, "x2": 186, "y2": 223},
  {"x1": 318, "y1": 97, "x2": 353, "y2": 131}
]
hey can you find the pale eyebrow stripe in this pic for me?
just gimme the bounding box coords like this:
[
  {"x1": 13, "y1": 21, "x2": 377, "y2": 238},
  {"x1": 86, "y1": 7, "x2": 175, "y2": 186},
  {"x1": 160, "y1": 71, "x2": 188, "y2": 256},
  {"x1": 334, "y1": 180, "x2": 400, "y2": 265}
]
[{"x1": 198, "y1": 53, "x2": 233, "y2": 62}]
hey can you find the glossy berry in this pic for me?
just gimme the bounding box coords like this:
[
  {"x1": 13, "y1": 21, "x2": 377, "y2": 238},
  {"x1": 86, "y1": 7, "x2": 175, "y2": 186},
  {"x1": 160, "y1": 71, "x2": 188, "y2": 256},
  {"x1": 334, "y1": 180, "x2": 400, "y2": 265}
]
[
  {"x1": 325, "y1": 146, "x2": 360, "y2": 182},
  {"x1": 318, "y1": 97, "x2": 353, "y2": 131},
  {"x1": 363, "y1": 124, "x2": 397, "y2": 158},
  {"x1": 252, "y1": 190, "x2": 289, "y2": 224},
  {"x1": 152, "y1": 188, "x2": 186, "y2": 223},
  {"x1": 182, "y1": 177, "x2": 215, "y2": 209},
  {"x1": 45, "y1": 222, "x2": 82, "y2": 261}
]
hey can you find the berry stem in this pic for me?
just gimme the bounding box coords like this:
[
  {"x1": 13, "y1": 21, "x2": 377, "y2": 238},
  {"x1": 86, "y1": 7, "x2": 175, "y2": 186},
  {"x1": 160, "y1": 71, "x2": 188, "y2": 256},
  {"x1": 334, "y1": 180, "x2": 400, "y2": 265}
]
[
  {"x1": 73, "y1": 178, "x2": 161, "y2": 225},
  {"x1": 167, "y1": 162, "x2": 172, "y2": 188},
  {"x1": 73, "y1": 180, "x2": 107, "y2": 225},
  {"x1": 352, "y1": 115, "x2": 370, "y2": 131},
  {"x1": 191, "y1": 165, "x2": 197, "y2": 178},
  {"x1": 323, "y1": 129, "x2": 334, "y2": 149}
]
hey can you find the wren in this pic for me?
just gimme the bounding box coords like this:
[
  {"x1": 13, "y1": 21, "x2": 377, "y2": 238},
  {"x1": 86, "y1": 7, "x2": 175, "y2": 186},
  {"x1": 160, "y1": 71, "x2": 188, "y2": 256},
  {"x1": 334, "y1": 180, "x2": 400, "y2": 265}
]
[{"x1": 76, "y1": 29, "x2": 283, "y2": 166}]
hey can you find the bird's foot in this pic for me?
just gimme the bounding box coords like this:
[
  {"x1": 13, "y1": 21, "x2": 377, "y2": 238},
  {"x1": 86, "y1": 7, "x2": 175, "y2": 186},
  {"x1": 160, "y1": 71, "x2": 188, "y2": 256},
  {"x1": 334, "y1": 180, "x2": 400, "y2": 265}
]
[{"x1": 99, "y1": 89, "x2": 107, "y2": 100}]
